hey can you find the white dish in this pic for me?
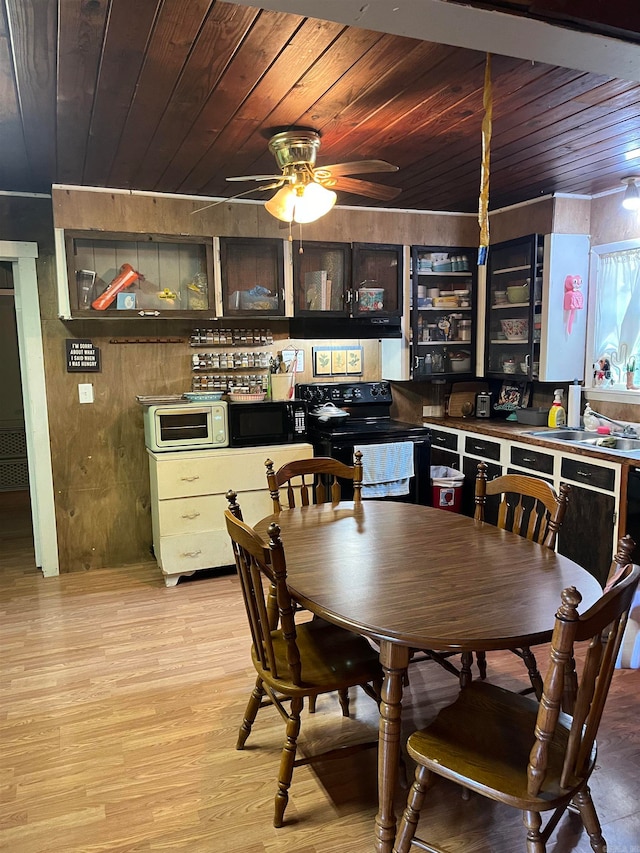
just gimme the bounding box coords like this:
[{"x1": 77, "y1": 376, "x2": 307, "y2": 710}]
[{"x1": 183, "y1": 391, "x2": 224, "y2": 401}]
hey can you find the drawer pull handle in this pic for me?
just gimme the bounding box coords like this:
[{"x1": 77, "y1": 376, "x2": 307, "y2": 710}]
[
  {"x1": 522, "y1": 456, "x2": 536, "y2": 463},
  {"x1": 181, "y1": 475, "x2": 200, "y2": 482},
  {"x1": 472, "y1": 445, "x2": 486, "y2": 452},
  {"x1": 182, "y1": 512, "x2": 201, "y2": 519},
  {"x1": 182, "y1": 549, "x2": 202, "y2": 558},
  {"x1": 576, "y1": 470, "x2": 592, "y2": 478}
]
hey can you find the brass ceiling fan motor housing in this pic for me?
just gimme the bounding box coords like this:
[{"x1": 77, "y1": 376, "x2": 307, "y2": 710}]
[{"x1": 267, "y1": 131, "x2": 322, "y2": 170}]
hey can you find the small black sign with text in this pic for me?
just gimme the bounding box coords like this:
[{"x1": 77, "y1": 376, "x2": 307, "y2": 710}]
[{"x1": 66, "y1": 339, "x2": 101, "y2": 373}]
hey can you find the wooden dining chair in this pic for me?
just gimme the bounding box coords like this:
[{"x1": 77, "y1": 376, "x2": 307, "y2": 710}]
[
  {"x1": 224, "y1": 490, "x2": 382, "y2": 828},
  {"x1": 265, "y1": 451, "x2": 363, "y2": 513},
  {"x1": 469, "y1": 461, "x2": 572, "y2": 695},
  {"x1": 392, "y1": 562, "x2": 640, "y2": 853}
]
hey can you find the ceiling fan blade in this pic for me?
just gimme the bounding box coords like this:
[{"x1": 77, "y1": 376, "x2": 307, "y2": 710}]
[
  {"x1": 332, "y1": 176, "x2": 401, "y2": 201},
  {"x1": 316, "y1": 160, "x2": 398, "y2": 178},
  {"x1": 190, "y1": 183, "x2": 284, "y2": 215},
  {"x1": 226, "y1": 174, "x2": 286, "y2": 182}
]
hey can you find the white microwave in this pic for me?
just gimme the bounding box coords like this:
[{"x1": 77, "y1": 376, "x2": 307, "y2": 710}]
[{"x1": 143, "y1": 402, "x2": 228, "y2": 452}]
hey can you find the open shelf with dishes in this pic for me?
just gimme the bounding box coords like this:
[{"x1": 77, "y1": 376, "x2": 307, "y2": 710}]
[{"x1": 410, "y1": 245, "x2": 476, "y2": 379}]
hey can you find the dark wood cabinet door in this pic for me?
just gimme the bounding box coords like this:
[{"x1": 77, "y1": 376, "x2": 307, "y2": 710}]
[
  {"x1": 557, "y1": 483, "x2": 615, "y2": 587},
  {"x1": 462, "y1": 456, "x2": 501, "y2": 519}
]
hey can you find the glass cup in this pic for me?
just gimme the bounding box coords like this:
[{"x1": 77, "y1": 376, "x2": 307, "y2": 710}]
[{"x1": 76, "y1": 269, "x2": 96, "y2": 309}]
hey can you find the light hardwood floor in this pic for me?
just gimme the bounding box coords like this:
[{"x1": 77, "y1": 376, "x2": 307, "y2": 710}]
[{"x1": 1, "y1": 491, "x2": 639, "y2": 853}]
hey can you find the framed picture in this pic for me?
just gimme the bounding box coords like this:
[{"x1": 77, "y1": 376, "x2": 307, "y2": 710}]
[
  {"x1": 331, "y1": 349, "x2": 347, "y2": 375},
  {"x1": 346, "y1": 347, "x2": 363, "y2": 374},
  {"x1": 313, "y1": 348, "x2": 332, "y2": 376},
  {"x1": 495, "y1": 380, "x2": 530, "y2": 411}
]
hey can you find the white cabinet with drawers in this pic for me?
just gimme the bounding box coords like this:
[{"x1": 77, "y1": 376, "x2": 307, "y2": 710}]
[{"x1": 148, "y1": 443, "x2": 314, "y2": 586}]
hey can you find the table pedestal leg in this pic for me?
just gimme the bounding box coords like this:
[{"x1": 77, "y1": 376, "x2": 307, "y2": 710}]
[{"x1": 375, "y1": 641, "x2": 410, "y2": 853}]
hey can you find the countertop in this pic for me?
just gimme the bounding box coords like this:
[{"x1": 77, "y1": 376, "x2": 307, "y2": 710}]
[{"x1": 421, "y1": 416, "x2": 640, "y2": 466}]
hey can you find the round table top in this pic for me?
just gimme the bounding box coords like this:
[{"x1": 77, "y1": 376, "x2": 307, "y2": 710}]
[{"x1": 254, "y1": 500, "x2": 603, "y2": 652}]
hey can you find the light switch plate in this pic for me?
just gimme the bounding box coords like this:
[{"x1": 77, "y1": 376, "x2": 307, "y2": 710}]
[{"x1": 78, "y1": 383, "x2": 94, "y2": 404}]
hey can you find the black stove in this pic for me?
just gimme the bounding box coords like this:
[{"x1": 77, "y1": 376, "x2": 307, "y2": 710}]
[
  {"x1": 297, "y1": 381, "x2": 431, "y2": 442},
  {"x1": 296, "y1": 381, "x2": 432, "y2": 504}
]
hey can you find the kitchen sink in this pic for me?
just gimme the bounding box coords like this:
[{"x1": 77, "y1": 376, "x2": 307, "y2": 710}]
[
  {"x1": 526, "y1": 429, "x2": 595, "y2": 442},
  {"x1": 524, "y1": 428, "x2": 640, "y2": 458},
  {"x1": 580, "y1": 437, "x2": 640, "y2": 451}
]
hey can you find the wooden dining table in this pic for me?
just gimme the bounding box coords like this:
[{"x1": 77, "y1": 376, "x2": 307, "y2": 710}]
[{"x1": 253, "y1": 499, "x2": 603, "y2": 853}]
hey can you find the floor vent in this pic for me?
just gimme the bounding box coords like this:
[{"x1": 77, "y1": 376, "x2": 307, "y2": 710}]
[{"x1": 0, "y1": 427, "x2": 29, "y2": 491}]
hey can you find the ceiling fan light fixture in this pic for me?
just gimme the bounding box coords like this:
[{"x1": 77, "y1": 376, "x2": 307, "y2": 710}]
[
  {"x1": 293, "y1": 181, "x2": 336, "y2": 223},
  {"x1": 264, "y1": 185, "x2": 296, "y2": 222},
  {"x1": 621, "y1": 176, "x2": 640, "y2": 210},
  {"x1": 264, "y1": 180, "x2": 336, "y2": 224}
]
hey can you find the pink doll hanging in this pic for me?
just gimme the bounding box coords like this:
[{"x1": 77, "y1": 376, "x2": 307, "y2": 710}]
[{"x1": 564, "y1": 274, "x2": 583, "y2": 335}]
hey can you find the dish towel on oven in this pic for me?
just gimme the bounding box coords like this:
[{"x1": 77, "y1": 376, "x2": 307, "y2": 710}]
[{"x1": 355, "y1": 442, "x2": 414, "y2": 498}]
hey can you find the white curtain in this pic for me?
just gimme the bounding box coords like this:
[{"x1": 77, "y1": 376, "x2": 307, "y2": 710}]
[{"x1": 594, "y1": 248, "x2": 640, "y2": 384}]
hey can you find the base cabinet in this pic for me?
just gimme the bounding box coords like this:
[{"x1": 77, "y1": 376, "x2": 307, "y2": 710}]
[
  {"x1": 557, "y1": 486, "x2": 616, "y2": 587},
  {"x1": 148, "y1": 443, "x2": 314, "y2": 586},
  {"x1": 422, "y1": 424, "x2": 622, "y2": 583}
]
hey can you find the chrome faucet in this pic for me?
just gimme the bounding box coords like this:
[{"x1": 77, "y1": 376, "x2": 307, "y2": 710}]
[{"x1": 588, "y1": 410, "x2": 639, "y2": 438}]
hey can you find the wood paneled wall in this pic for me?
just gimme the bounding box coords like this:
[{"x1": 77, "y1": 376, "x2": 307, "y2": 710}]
[{"x1": 44, "y1": 188, "x2": 477, "y2": 572}]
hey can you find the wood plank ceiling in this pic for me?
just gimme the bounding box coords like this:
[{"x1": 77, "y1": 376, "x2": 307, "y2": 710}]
[{"x1": 1, "y1": 0, "x2": 639, "y2": 213}]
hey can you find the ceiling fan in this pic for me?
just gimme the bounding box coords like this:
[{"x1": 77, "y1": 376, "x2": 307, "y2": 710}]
[{"x1": 226, "y1": 129, "x2": 401, "y2": 223}]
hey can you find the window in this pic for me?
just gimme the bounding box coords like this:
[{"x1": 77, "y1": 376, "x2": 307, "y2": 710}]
[{"x1": 591, "y1": 240, "x2": 640, "y2": 393}]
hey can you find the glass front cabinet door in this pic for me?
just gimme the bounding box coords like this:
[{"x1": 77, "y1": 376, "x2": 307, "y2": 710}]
[
  {"x1": 485, "y1": 235, "x2": 542, "y2": 380},
  {"x1": 218, "y1": 236, "x2": 285, "y2": 317},
  {"x1": 352, "y1": 242, "x2": 403, "y2": 318},
  {"x1": 292, "y1": 240, "x2": 351, "y2": 315},
  {"x1": 410, "y1": 246, "x2": 476, "y2": 379},
  {"x1": 59, "y1": 231, "x2": 215, "y2": 318}
]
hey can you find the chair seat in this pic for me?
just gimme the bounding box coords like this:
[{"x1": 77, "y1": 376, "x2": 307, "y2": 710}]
[
  {"x1": 406, "y1": 681, "x2": 594, "y2": 811},
  {"x1": 254, "y1": 617, "x2": 382, "y2": 695}
]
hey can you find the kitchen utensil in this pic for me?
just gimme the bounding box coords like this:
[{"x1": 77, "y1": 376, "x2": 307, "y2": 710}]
[
  {"x1": 500, "y1": 317, "x2": 529, "y2": 340},
  {"x1": 228, "y1": 391, "x2": 266, "y2": 402},
  {"x1": 183, "y1": 391, "x2": 224, "y2": 401},
  {"x1": 475, "y1": 391, "x2": 492, "y2": 418},
  {"x1": 449, "y1": 353, "x2": 471, "y2": 373},
  {"x1": 310, "y1": 402, "x2": 349, "y2": 423},
  {"x1": 358, "y1": 284, "x2": 384, "y2": 311},
  {"x1": 506, "y1": 281, "x2": 529, "y2": 303},
  {"x1": 76, "y1": 269, "x2": 96, "y2": 309}
]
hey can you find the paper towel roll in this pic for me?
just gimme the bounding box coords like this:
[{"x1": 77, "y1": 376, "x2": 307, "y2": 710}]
[{"x1": 567, "y1": 381, "x2": 582, "y2": 428}]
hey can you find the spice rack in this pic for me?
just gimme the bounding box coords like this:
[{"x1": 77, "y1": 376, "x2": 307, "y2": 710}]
[{"x1": 189, "y1": 328, "x2": 275, "y2": 394}]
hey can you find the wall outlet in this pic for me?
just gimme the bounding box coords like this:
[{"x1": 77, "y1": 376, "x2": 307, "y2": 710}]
[{"x1": 78, "y1": 383, "x2": 94, "y2": 404}]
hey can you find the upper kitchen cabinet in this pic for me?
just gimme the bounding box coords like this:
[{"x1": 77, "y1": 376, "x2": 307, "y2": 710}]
[
  {"x1": 485, "y1": 233, "x2": 590, "y2": 382},
  {"x1": 290, "y1": 241, "x2": 403, "y2": 338},
  {"x1": 55, "y1": 230, "x2": 215, "y2": 319},
  {"x1": 410, "y1": 246, "x2": 476, "y2": 380},
  {"x1": 218, "y1": 236, "x2": 285, "y2": 318}
]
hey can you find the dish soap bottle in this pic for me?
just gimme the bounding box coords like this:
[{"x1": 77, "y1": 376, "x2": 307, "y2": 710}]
[
  {"x1": 547, "y1": 389, "x2": 566, "y2": 427},
  {"x1": 583, "y1": 403, "x2": 600, "y2": 431}
]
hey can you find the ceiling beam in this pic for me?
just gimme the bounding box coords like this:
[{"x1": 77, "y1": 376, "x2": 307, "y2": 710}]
[{"x1": 233, "y1": 0, "x2": 640, "y2": 82}]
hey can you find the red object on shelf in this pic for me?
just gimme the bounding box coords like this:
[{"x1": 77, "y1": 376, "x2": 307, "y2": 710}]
[{"x1": 91, "y1": 263, "x2": 140, "y2": 311}]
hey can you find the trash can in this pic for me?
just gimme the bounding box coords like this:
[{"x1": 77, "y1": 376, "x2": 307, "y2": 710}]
[{"x1": 430, "y1": 465, "x2": 464, "y2": 512}]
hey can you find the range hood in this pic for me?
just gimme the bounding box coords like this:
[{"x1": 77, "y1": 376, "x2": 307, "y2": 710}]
[{"x1": 289, "y1": 316, "x2": 401, "y2": 340}]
